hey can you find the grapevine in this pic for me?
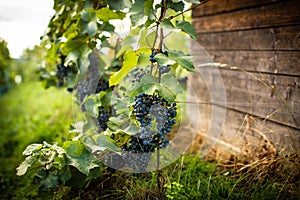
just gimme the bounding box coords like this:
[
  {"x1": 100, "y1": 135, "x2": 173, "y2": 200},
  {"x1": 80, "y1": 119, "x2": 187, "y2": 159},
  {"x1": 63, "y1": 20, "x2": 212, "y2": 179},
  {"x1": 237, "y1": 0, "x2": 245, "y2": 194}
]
[{"x1": 17, "y1": 0, "x2": 206, "y2": 193}]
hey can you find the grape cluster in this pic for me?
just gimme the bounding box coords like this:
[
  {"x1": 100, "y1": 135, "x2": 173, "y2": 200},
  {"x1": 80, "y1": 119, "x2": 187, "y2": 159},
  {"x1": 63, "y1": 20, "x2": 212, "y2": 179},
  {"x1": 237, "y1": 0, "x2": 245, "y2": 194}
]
[
  {"x1": 96, "y1": 106, "x2": 110, "y2": 131},
  {"x1": 121, "y1": 93, "x2": 177, "y2": 171},
  {"x1": 95, "y1": 78, "x2": 109, "y2": 93},
  {"x1": 150, "y1": 50, "x2": 157, "y2": 63},
  {"x1": 131, "y1": 67, "x2": 149, "y2": 86},
  {"x1": 159, "y1": 65, "x2": 170, "y2": 74},
  {"x1": 133, "y1": 93, "x2": 177, "y2": 148},
  {"x1": 56, "y1": 55, "x2": 71, "y2": 87},
  {"x1": 121, "y1": 137, "x2": 154, "y2": 171}
]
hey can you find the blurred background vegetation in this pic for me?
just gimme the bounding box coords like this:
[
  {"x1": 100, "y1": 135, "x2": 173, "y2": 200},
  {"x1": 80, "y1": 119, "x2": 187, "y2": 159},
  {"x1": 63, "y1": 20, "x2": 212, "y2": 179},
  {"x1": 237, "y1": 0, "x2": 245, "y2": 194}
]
[{"x1": 0, "y1": 37, "x2": 74, "y2": 198}]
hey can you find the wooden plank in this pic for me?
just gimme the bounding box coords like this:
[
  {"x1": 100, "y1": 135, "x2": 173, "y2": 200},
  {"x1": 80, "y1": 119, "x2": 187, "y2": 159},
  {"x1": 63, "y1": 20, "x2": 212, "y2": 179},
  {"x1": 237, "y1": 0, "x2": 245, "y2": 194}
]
[
  {"x1": 188, "y1": 70, "x2": 300, "y2": 128},
  {"x1": 194, "y1": 25, "x2": 300, "y2": 50},
  {"x1": 192, "y1": 0, "x2": 300, "y2": 33},
  {"x1": 219, "y1": 107, "x2": 300, "y2": 150},
  {"x1": 192, "y1": 0, "x2": 284, "y2": 17},
  {"x1": 193, "y1": 50, "x2": 300, "y2": 76}
]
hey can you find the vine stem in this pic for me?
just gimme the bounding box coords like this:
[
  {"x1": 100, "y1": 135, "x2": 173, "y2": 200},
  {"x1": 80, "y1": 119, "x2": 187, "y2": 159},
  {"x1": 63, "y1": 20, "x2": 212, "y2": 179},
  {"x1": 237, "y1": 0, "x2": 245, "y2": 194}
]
[{"x1": 156, "y1": 1, "x2": 167, "y2": 195}]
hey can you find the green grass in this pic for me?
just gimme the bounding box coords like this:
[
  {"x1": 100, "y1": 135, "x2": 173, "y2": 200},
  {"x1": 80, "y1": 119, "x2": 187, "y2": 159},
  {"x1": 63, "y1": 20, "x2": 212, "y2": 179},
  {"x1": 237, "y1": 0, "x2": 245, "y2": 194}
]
[
  {"x1": 0, "y1": 81, "x2": 74, "y2": 199},
  {"x1": 57, "y1": 155, "x2": 296, "y2": 200}
]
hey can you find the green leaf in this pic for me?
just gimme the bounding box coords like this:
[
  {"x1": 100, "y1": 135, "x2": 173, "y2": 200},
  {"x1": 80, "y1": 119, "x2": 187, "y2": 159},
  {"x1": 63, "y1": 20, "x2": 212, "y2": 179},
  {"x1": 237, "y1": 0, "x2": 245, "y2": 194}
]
[
  {"x1": 167, "y1": 1, "x2": 185, "y2": 12},
  {"x1": 63, "y1": 141, "x2": 85, "y2": 157},
  {"x1": 130, "y1": 14, "x2": 148, "y2": 27},
  {"x1": 127, "y1": 74, "x2": 157, "y2": 96},
  {"x1": 175, "y1": 20, "x2": 197, "y2": 40},
  {"x1": 101, "y1": 22, "x2": 115, "y2": 32},
  {"x1": 114, "y1": 97, "x2": 130, "y2": 115},
  {"x1": 122, "y1": 121, "x2": 139, "y2": 135},
  {"x1": 83, "y1": 135, "x2": 106, "y2": 154},
  {"x1": 81, "y1": 10, "x2": 91, "y2": 22},
  {"x1": 168, "y1": 50, "x2": 195, "y2": 72},
  {"x1": 116, "y1": 45, "x2": 132, "y2": 58},
  {"x1": 39, "y1": 173, "x2": 59, "y2": 189},
  {"x1": 155, "y1": 53, "x2": 176, "y2": 66},
  {"x1": 63, "y1": 23, "x2": 78, "y2": 39},
  {"x1": 66, "y1": 72, "x2": 77, "y2": 90},
  {"x1": 22, "y1": 143, "x2": 43, "y2": 156},
  {"x1": 85, "y1": 20, "x2": 98, "y2": 37},
  {"x1": 137, "y1": 51, "x2": 151, "y2": 67},
  {"x1": 161, "y1": 19, "x2": 175, "y2": 30},
  {"x1": 107, "y1": 0, "x2": 132, "y2": 11},
  {"x1": 109, "y1": 50, "x2": 138, "y2": 86},
  {"x1": 94, "y1": 133, "x2": 121, "y2": 152},
  {"x1": 95, "y1": 7, "x2": 126, "y2": 22},
  {"x1": 156, "y1": 85, "x2": 176, "y2": 103},
  {"x1": 66, "y1": 152, "x2": 99, "y2": 175},
  {"x1": 16, "y1": 156, "x2": 36, "y2": 176},
  {"x1": 161, "y1": 74, "x2": 182, "y2": 95},
  {"x1": 65, "y1": 50, "x2": 80, "y2": 66},
  {"x1": 129, "y1": 0, "x2": 153, "y2": 27},
  {"x1": 83, "y1": 96, "x2": 99, "y2": 117},
  {"x1": 61, "y1": 39, "x2": 85, "y2": 55}
]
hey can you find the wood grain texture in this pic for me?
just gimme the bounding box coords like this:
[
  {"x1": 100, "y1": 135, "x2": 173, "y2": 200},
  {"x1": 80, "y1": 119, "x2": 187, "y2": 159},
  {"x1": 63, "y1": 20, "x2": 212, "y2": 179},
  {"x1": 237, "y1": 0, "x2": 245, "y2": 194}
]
[
  {"x1": 192, "y1": 0, "x2": 300, "y2": 33},
  {"x1": 195, "y1": 25, "x2": 300, "y2": 50},
  {"x1": 189, "y1": 71, "x2": 300, "y2": 128},
  {"x1": 192, "y1": 0, "x2": 284, "y2": 17},
  {"x1": 196, "y1": 50, "x2": 300, "y2": 76}
]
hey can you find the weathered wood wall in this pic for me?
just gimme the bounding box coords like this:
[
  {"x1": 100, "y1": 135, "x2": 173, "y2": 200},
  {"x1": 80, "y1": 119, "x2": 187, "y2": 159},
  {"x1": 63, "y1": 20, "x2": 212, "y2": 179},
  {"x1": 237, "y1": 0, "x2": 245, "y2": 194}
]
[{"x1": 190, "y1": 0, "x2": 300, "y2": 154}]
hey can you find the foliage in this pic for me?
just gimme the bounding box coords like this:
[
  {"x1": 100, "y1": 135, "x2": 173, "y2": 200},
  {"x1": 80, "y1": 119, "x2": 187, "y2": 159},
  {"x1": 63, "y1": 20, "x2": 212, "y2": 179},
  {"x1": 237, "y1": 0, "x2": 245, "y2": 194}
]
[
  {"x1": 12, "y1": 45, "x2": 48, "y2": 83},
  {"x1": 0, "y1": 81, "x2": 74, "y2": 199},
  {"x1": 0, "y1": 38, "x2": 12, "y2": 95},
  {"x1": 17, "y1": 0, "x2": 206, "y2": 196}
]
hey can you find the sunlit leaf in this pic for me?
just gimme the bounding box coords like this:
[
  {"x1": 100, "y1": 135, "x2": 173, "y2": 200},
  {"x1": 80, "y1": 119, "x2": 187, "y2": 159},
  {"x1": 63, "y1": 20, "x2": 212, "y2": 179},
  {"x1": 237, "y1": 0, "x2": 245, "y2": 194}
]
[
  {"x1": 109, "y1": 50, "x2": 139, "y2": 86},
  {"x1": 155, "y1": 53, "x2": 176, "y2": 66},
  {"x1": 95, "y1": 7, "x2": 126, "y2": 22}
]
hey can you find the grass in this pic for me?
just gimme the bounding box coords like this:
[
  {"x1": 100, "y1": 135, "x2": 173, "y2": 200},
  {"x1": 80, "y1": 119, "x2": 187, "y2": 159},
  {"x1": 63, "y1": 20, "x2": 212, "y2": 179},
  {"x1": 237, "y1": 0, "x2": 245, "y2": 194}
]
[
  {"x1": 57, "y1": 154, "x2": 299, "y2": 200},
  {"x1": 0, "y1": 81, "x2": 74, "y2": 199}
]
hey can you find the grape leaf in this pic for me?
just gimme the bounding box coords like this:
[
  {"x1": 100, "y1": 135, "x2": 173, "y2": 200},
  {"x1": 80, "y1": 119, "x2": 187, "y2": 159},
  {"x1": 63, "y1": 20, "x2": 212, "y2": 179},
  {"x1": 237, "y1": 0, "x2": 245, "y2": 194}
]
[
  {"x1": 94, "y1": 133, "x2": 121, "y2": 152},
  {"x1": 167, "y1": 50, "x2": 195, "y2": 72},
  {"x1": 22, "y1": 143, "x2": 43, "y2": 156},
  {"x1": 110, "y1": 49, "x2": 150, "y2": 86},
  {"x1": 161, "y1": 19, "x2": 175, "y2": 30},
  {"x1": 107, "y1": 0, "x2": 132, "y2": 11},
  {"x1": 63, "y1": 141, "x2": 85, "y2": 157},
  {"x1": 109, "y1": 50, "x2": 138, "y2": 86},
  {"x1": 156, "y1": 85, "x2": 176, "y2": 103},
  {"x1": 167, "y1": 1, "x2": 185, "y2": 12},
  {"x1": 175, "y1": 20, "x2": 197, "y2": 40},
  {"x1": 83, "y1": 136, "x2": 106, "y2": 154},
  {"x1": 155, "y1": 53, "x2": 176, "y2": 66},
  {"x1": 63, "y1": 141, "x2": 100, "y2": 175},
  {"x1": 95, "y1": 7, "x2": 126, "y2": 22},
  {"x1": 137, "y1": 51, "x2": 151, "y2": 67},
  {"x1": 161, "y1": 74, "x2": 182, "y2": 95},
  {"x1": 66, "y1": 152, "x2": 99, "y2": 175},
  {"x1": 85, "y1": 20, "x2": 98, "y2": 37},
  {"x1": 39, "y1": 173, "x2": 59, "y2": 189},
  {"x1": 16, "y1": 156, "x2": 36, "y2": 176}
]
